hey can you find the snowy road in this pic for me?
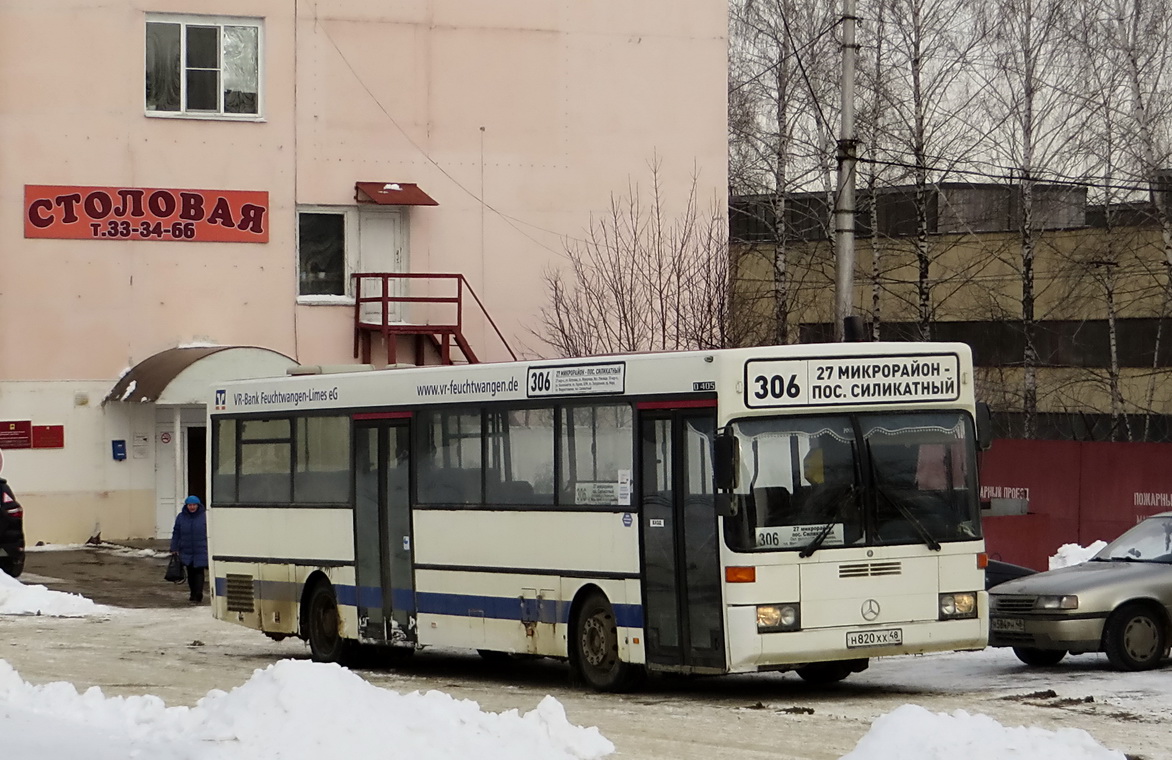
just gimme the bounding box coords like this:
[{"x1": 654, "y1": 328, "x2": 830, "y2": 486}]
[{"x1": 2, "y1": 601, "x2": 1168, "y2": 759}]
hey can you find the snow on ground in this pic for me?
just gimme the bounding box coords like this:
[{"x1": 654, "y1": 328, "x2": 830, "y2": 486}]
[
  {"x1": 0, "y1": 650, "x2": 1132, "y2": 760},
  {"x1": 0, "y1": 658, "x2": 614, "y2": 760},
  {"x1": 0, "y1": 569, "x2": 111, "y2": 616},
  {"x1": 0, "y1": 554, "x2": 1147, "y2": 759},
  {"x1": 1050, "y1": 540, "x2": 1108, "y2": 569},
  {"x1": 27, "y1": 542, "x2": 170, "y2": 559},
  {"x1": 841, "y1": 704, "x2": 1125, "y2": 759}
]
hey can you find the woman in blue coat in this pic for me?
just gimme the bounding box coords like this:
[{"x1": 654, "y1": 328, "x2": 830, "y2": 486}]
[{"x1": 170, "y1": 495, "x2": 208, "y2": 603}]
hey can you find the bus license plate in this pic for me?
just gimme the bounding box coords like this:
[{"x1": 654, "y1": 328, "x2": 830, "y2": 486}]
[
  {"x1": 990, "y1": 617, "x2": 1024, "y2": 633},
  {"x1": 846, "y1": 628, "x2": 903, "y2": 648}
]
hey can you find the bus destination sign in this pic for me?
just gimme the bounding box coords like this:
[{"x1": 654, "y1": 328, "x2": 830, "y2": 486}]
[
  {"x1": 526, "y1": 362, "x2": 625, "y2": 398},
  {"x1": 744, "y1": 353, "x2": 960, "y2": 408}
]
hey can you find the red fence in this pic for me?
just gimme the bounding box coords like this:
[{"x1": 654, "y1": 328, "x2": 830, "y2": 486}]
[{"x1": 980, "y1": 439, "x2": 1172, "y2": 570}]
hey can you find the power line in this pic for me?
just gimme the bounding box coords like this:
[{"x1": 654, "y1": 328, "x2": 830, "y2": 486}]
[{"x1": 317, "y1": 19, "x2": 578, "y2": 259}]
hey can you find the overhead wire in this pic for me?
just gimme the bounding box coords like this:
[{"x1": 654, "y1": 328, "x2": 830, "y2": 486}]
[{"x1": 316, "y1": 18, "x2": 579, "y2": 258}]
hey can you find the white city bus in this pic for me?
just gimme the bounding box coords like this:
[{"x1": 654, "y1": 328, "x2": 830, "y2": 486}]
[{"x1": 206, "y1": 343, "x2": 989, "y2": 690}]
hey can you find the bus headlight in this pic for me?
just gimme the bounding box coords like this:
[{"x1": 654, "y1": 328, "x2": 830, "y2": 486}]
[
  {"x1": 939, "y1": 592, "x2": 978, "y2": 620},
  {"x1": 757, "y1": 603, "x2": 800, "y2": 632},
  {"x1": 1036, "y1": 595, "x2": 1078, "y2": 610}
]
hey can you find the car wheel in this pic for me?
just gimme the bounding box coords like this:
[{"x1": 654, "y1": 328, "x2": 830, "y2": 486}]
[
  {"x1": 0, "y1": 553, "x2": 23, "y2": 578},
  {"x1": 572, "y1": 591, "x2": 642, "y2": 691},
  {"x1": 1103, "y1": 603, "x2": 1166, "y2": 671},
  {"x1": 1012, "y1": 646, "x2": 1066, "y2": 667},
  {"x1": 305, "y1": 581, "x2": 352, "y2": 665},
  {"x1": 795, "y1": 659, "x2": 865, "y2": 684}
]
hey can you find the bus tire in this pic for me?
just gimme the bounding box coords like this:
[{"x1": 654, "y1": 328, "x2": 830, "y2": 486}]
[
  {"x1": 572, "y1": 591, "x2": 639, "y2": 692},
  {"x1": 795, "y1": 659, "x2": 862, "y2": 684},
  {"x1": 305, "y1": 581, "x2": 351, "y2": 665}
]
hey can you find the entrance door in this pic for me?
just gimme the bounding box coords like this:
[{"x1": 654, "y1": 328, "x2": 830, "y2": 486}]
[
  {"x1": 185, "y1": 426, "x2": 206, "y2": 506},
  {"x1": 357, "y1": 210, "x2": 406, "y2": 323},
  {"x1": 353, "y1": 416, "x2": 415, "y2": 644},
  {"x1": 638, "y1": 403, "x2": 726, "y2": 671}
]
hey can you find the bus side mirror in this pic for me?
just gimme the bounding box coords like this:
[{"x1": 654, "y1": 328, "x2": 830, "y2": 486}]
[
  {"x1": 714, "y1": 431, "x2": 738, "y2": 491},
  {"x1": 975, "y1": 402, "x2": 993, "y2": 451}
]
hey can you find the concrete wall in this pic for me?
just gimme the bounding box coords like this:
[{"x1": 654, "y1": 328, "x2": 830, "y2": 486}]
[{"x1": 0, "y1": 1, "x2": 729, "y2": 541}]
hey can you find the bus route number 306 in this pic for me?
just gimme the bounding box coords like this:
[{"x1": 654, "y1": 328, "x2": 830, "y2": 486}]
[{"x1": 752, "y1": 373, "x2": 801, "y2": 401}]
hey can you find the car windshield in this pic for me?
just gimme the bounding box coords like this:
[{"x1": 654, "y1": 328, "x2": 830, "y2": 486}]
[
  {"x1": 723, "y1": 411, "x2": 981, "y2": 553},
  {"x1": 1091, "y1": 516, "x2": 1172, "y2": 563}
]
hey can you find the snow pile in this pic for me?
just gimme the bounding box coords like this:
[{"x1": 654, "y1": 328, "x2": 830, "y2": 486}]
[
  {"x1": 843, "y1": 704, "x2": 1126, "y2": 760},
  {"x1": 0, "y1": 659, "x2": 615, "y2": 760},
  {"x1": 1049, "y1": 540, "x2": 1108, "y2": 570},
  {"x1": 0, "y1": 569, "x2": 109, "y2": 617}
]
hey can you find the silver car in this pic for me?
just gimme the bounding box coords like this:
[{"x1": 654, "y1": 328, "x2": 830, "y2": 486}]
[{"x1": 988, "y1": 512, "x2": 1172, "y2": 670}]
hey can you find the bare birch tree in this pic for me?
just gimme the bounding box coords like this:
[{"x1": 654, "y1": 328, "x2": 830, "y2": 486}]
[
  {"x1": 977, "y1": 0, "x2": 1084, "y2": 437},
  {"x1": 538, "y1": 162, "x2": 749, "y2": 358},
  {"x1": 729, "y1": 0, "x2": 840, "y2": 344},
  {"x1": 1099, "y1": 0, "x2": 1172, "y2": 437}
]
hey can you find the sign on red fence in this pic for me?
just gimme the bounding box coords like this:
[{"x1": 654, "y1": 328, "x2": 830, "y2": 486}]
[
  {"x1": 981, "y1": 439, "x2": 1172, "y2": 570},
  {"x1": 24, "y1": 185, "x2": 268, "y2": 243}
]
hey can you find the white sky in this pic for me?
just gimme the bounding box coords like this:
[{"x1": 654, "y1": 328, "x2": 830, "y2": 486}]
[{"x1": 0, "y1": 545, "x2": 1133, "y2": 759}]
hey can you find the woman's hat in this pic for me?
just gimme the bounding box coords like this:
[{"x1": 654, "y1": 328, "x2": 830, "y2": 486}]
[{"x1": 184, "y1": 495, "x2": 202, "y2": 506}]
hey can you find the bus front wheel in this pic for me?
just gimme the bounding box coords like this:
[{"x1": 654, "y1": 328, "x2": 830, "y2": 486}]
[
  {"x1": 306, "y1": 582, "x2": 351, "y2": 664},
  {"x1": 795, "y1": 659, "x2": 866, "y2": 684},
  {"x1": 573, "y1": 592, "x2": 639, "y2": 691}
]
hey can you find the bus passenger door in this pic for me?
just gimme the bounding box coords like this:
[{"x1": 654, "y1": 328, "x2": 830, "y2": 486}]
[
  {"x1": 638, "y1": 402, "x2": 726, "y2": 672},
  {"x1": 354, "y1": 415, "x2": 416, "y2": 644}
]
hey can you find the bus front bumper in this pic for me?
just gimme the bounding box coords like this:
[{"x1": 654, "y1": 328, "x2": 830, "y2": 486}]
[{"x1": 726, "y1": 605, "x2": 988, "y2": 673}]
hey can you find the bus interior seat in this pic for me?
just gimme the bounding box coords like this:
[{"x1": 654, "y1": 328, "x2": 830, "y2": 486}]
[
  {"x1": 489, "y1": 479, "x2": 539, "y2": 505},
  {"x1": 754, "y1": 486, "x2": 792, "y2": 525},
  {"x1": 421, "y1": 467, "x2": 480, "y2": 504}
]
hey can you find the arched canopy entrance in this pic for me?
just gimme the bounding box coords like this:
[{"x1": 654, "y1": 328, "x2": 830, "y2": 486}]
[{"x1": 104, "y1": 346, "x2": 298, "y2": 537}]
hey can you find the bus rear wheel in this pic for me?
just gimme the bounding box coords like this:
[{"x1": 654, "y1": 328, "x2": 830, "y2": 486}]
[
  {"x1": 306, "y1": 581, "x2": 351, "y2": 664},
  {"x1": 573, "y1": 592, "x2": 639, "y2": 691}
]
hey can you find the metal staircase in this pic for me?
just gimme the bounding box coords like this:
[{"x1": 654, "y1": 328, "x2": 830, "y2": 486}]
[{"x1": 351, "y1": 273, "x2": 515, "y2": 365}]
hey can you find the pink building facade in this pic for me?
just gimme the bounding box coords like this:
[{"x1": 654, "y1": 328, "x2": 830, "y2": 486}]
[{"x1": 0, "y1": 1, "x2": 729, "y2": 542}]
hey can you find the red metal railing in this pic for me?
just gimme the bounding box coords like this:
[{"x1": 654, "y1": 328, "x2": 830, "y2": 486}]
[{"x1": 351, "y1": 273, "x2": 516, "y2": 365}]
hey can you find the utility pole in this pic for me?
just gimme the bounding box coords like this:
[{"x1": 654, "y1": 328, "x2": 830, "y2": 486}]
[{"x1": 834, "y1": 0, "x2": 859, "y2": 341}]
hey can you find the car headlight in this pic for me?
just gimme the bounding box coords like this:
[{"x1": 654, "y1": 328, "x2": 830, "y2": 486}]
[
  {"x1": 1035, "y1": 595, "x2": 1078, "y2": 610},
  {"x1": 757, "y1": 603, "x2": 800, "y2": 632},
  {"x1": 939, "y1": 592, "x2": 978, "y2": 620}
]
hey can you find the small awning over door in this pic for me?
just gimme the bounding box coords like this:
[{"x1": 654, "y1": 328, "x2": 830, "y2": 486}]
[
  {"x1": 104, "y1": 346, "x2": 298, "y2": 405},
  {"x1": 354, "y1": 182, "x2": 438, "y2": 206}
]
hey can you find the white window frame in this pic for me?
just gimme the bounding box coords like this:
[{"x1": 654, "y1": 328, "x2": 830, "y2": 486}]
[
  {"x1": 145, "y1": 13, "x2": 265, "y2": 121},
  {"x1": 295, "y1": 205, "x2": 408, "y2": 306},
  {"x1": 297, "y1": 206, "x2": 359, "y2": 304}
]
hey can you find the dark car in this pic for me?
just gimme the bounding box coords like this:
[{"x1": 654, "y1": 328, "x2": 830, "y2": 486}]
[
  {"x1": 986, "y1": 559, "x2": 1036, "y2": 590},
  {"x1": 0, "y1": 475, "x2": 25, "y2": 578}
]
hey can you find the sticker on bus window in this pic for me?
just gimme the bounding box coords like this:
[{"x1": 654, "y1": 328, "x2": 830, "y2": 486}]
[
  {"x1": 575, "y1": 482, "x2": 620, "y2": 505},
  {"x1": 617, "y1": 470, "x2": 632, "y2": 505},
  {"x1": 755, "y1": 524, "x2": 845, "y2": 549}
]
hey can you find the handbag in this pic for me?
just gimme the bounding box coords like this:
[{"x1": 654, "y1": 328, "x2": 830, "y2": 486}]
[{"x1": 164, "y1": 554, "x2": 187, "y2": 584}]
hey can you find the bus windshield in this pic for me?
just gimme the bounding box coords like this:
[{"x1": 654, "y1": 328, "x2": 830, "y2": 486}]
[{"x1": 723, "y1": 411, "x2": 981, "y2": 553}]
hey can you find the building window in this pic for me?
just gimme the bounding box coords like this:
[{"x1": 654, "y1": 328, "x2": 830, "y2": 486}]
[
  {"x1": 146, "y1": 15, "x2": 261, "y2": 117},
  {"x1": 297, "y1": 207, "x2": 406, "y2": 302},
  {"x1": 299, "y1": 212, "x2": 347, "y2": 296}
]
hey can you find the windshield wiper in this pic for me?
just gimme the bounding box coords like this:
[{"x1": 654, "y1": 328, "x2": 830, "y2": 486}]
[
  {"x1": 873, "y1": 484, "x2": 942, "y2": 551},
  {"x1": 865, "y1": 440, "x2": 941, "y2": 551},
  {"x1": 799, "y1": 488, "x2": 854, "y2": 558}
]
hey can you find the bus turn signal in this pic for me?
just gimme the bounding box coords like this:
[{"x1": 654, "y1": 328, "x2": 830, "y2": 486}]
[{"x1": 726, "y1": 566, "x2": 756, "y2": 583}]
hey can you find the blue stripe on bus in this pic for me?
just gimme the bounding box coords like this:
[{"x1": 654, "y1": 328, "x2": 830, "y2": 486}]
[{"x1": 214, "y1": 578, "x2": 643, "y2": 628}]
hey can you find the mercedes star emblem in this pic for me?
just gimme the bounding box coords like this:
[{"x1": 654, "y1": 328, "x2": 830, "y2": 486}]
[{"x1": 861, "y1": 599, "x2": 881, "y2": 621}]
